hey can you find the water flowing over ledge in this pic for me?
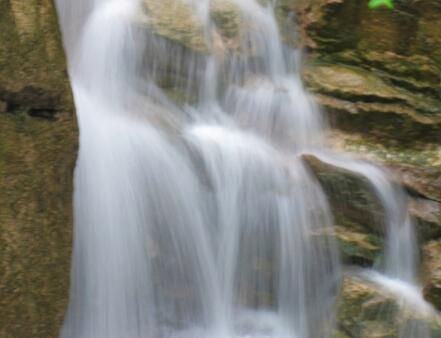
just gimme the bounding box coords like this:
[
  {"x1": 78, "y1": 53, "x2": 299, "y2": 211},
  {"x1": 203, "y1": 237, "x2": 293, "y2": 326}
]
[{"x1": 55, "y1": 0, "x2": 438, "y2": 337}]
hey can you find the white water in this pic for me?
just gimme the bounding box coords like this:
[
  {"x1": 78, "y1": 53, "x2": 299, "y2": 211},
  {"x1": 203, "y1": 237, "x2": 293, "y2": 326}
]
[{"x1": 55, "y1": 0, "x2": 434, "y2": 337}]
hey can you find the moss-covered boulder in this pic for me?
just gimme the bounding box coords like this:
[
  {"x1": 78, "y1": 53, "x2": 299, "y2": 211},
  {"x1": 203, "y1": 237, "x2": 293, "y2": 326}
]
[
  {"x1": 303, "y1": 153, "x2": 441, "y2": 266},
  {"x1": 303, "y1": 155, "x2": 384, "y2": 265},
  {"x1": 336, "y1": 276, "x2": 441, "y2": 338},
  {"x1": 0, "y1": 1, "x2": 76, "y2": 337},
  {"x1": 303, "y1": 151, "x2": 441, "y2": 316},
  {"x1": 337, "y1": 277, "x2": 399, "y2": 338},
  {"x1": 326, "y1": 131, "x2": 441, "y2": 240}
]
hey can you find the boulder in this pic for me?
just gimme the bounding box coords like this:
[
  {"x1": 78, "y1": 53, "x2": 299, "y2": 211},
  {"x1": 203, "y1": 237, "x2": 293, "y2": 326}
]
[
  {"x1": 336, "y1": 276, "x2": 441, "y2": 338},
  {"x1": 327, "y1": 131, "x2": 441, "y2": 241},
  {"x1": 303, "y1": 154, "x2": 384, "y2": 265}
]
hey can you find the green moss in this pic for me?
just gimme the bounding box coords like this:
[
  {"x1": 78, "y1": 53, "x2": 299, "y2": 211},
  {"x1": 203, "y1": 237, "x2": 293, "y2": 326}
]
[
  {"x1": 341, "y1": 137, "x2": 441, "y2": 167},
  {"x1": 0, "y1": 0, "x2": 72, "y2": 110},
  {"x1": 211, "y1": 1, "x2": 240, "y2": 40},
  {"x1": 304, "y1": 155, "x2": 386, "y2": 234},
  {"x1": 0, "y1": 112, "x2": 77, "y2": 338},
  {"x1": 0, "y1": 1, "x2": 77, "y2": 337},
  {"x1": 335, "y1": 225, "x2": 381, "y2": 265}
]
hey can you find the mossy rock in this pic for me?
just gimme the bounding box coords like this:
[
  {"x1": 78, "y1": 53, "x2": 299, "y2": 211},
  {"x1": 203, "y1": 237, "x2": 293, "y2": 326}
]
[
  {"x1": 326, "y1": 131, "x2": 441, "y2": 241},
  {"x1": 303, "y1": 154, "x2": 386, "y2": 265},
  {"x1": 143, "y1": 0, "x2": 208, "y2": 52},
  {"x1": 337, "y1": 276, "x2": 441, "y2": 338},
  {"x1": 0, "y1": 112, "x2": 76, "y2": 338},
  {"x1": 303, "y1": 154, "x2": 386, "y2": 234},
  {"x1": 0, "y1": 0, "x2": 72, "y2": 111},
  {"x1": 0, "y1": 1, "x2": 77, "y2": 337},
  {"x1": 298, "y1": 0, "x2": 441, "y2": 180},
  {"x1": 304, "y1": 63, "x2": 441, "y2": 126}
]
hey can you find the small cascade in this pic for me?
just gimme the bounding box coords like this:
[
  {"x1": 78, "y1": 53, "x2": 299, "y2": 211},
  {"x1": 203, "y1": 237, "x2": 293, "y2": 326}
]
[
  {"x1": 54, "y1": 0, "x2": 436, "y2": 337},
  {"x1": 310, "y1": 151, "x2": 436, "y2": 337}
]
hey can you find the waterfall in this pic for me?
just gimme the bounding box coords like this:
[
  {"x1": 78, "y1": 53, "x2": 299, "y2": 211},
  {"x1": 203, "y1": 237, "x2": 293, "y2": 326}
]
[{"x1": 55, "y1": 0, "x2": 433, "y2": 337}]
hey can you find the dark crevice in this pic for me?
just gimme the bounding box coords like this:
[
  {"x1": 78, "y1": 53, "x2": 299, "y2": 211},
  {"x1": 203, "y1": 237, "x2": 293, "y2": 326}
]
[
  {"x1": 2, "y1": 101, "x2": 59, "y2": 120},
  {"x1": 405, "y1": 186, "x2": 441, "y2": 204},
  {"x1": 387, "y1": 77, "x2": 441, "y2": 100},
  {"x1": 310, "y1": 88, "x2": 410, "y2": 106},
  {"x1": 28, "y1": 108, "x2": 57, "y2": 120}
]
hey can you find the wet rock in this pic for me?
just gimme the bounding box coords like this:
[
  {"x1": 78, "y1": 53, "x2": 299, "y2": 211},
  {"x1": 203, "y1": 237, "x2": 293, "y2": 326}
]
[
  {"x1": 297, "y1": 0, "x2": 441, "y2": 242},
  {"x1": 388, "y1": 164, "x2": 441, "y2": 203},
  {"x1": 333, "y1": 226, "x2": 381, "y2": 266},
  {"x1": 303, "y1": 154, "x2": 385, "y2": 233},
  {"x1": 409, "y1": 198, "x2": 441, "y2": 242},
  {"x1": 303, "y1": 152, "x2": 441, "y2": 269},
  {"x1": 423, "y1": 241, "x2": 441, "y2": 311},
  {"x1": 313, "y1": 225, "x2": 381, "y2": 266},
  {"x1": 142, "y1": 0, "x2": 245, "y2": 53},
  {"x1": 210, "y1": 0, "x2": 241, "y2": 43},
  {"x1": 143, "y1": 0, "x2": 208, "y2": 52},
  {"x1": 303, "y1": 154, "x2": 384, "y2": 265},
  {"x1": 337, "y1": 276, "x2": 398, "y2": 337},
  {"x1": 327, "y1": 131, "x2": 441, "y2": 241},
  {"x1": 336, "y1": 276, "x2": 441, "y2": 338}
]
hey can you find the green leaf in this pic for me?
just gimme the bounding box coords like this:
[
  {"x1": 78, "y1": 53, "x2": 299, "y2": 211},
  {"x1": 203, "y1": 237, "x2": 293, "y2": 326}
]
[{"x1": 368, "y1": 0, "x2": 394, "y2": 9}]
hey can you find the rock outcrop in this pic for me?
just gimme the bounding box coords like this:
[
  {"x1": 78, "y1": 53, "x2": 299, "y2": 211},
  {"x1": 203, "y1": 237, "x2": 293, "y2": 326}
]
[
  {"x1": 0, "y1": 1, "x2": 76, "y2": 337},
  {"x1": 293, "y1": 0, "x2": 441, "y2": 238},
  {"x1": 292, "y1": 0, "x2": 441, "y2": 312},
  {"x1": 139, "y1": 0, "x2": 441, "y2": 316},
  {"x1": 2, "y1": 0, "x2": 440, "y2": 336},
  {"x1": 303, "y1": 155, "x2": 384, "y2": 265}
]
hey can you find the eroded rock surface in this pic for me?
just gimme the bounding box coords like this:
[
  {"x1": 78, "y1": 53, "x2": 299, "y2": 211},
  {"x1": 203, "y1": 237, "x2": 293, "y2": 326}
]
[{"x1": 295, "y1": 1, "x2": 441, "y2": 297}]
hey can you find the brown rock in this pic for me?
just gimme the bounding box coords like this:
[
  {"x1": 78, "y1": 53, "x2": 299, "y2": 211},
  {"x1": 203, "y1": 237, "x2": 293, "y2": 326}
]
[{"x1": 423, "y1": 241, "x2": 441, "y2": 311}]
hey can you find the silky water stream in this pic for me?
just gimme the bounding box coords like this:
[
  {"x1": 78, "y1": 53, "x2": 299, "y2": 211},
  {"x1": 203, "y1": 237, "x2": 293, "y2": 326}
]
[{"x1": 55, "y1": 0, "x2": 436, "y2": 337}]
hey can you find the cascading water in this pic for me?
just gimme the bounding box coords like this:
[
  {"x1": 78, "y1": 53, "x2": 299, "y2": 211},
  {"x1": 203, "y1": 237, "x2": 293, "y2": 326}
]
[{"x1": 55, "y1": 0, "x2": 435, "y2": 337}]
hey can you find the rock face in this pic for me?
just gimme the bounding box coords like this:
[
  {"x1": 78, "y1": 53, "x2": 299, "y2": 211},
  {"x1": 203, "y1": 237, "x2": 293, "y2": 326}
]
[
  {"x1": 303, "y1": 155, "x2": 384, "y2": 265},
  {"x1": 292, "y1": 0, "x2": 441, "y2": 311},
  {"x1": 0, "y1": 1, "x2": 76, "y2": 337},
  {"x1": 1, "y1": 0, "x2": 440, "y2": 336},
  {"x1": 303, "y1": 153, "x2": 441, "y2": 315},
  {"x1": 295, "y1": 0, "x2": 441, "y2": 234},
  {"x1": 423, "y1": 241, "x2": 441, "y2": 310}
]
